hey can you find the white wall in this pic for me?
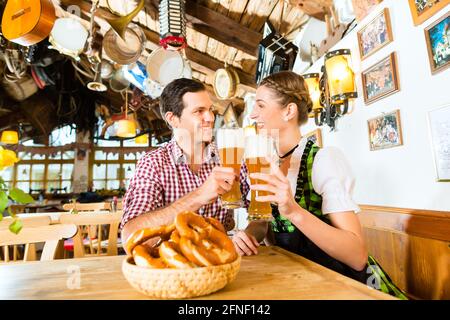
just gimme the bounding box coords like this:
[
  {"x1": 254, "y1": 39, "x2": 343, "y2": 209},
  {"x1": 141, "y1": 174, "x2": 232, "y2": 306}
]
[{"x1": 294, "y1": 0, "x2": 450, "y2": 211}]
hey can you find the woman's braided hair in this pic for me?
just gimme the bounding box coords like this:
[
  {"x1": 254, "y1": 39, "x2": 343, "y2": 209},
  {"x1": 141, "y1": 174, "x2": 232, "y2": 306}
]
[{"x1": 259, "y1": 71, "x2": 313, "y2": 125}]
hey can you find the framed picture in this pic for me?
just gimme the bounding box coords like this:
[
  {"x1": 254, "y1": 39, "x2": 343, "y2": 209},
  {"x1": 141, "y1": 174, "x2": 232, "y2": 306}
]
[
  {"x1": 427, "y1": 104, "x2": 450, "y2": 181},
  {"x1": 361, "y1": 52, "x2": 400, "y2": 104},
  {"x1": 352, "y1": 0, "x2": 383, "y2": 22},
  {"x1": 357, "y1": 8, "x2": 393, "y2": 60},
  {"x1": 408, "y1": 0, "x2": 449, "y2": 26},
  {"x1": 367, "y1": 109, "x2": 403, "y2": 151},
  {"x1": 305, "y1": 128, "x2": 323, "y2": 148},
  {"x1": 424, "y1": 11, "x2": 450, "y2": 74}
]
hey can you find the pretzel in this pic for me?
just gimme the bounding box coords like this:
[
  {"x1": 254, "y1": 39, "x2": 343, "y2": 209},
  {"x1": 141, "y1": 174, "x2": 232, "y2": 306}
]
[
  {"x1": 159, "y1": 241, "x2": 196, "y2": 269},
  {"x1": 175, "y1": 211, "x2": 211, "y2": 243},
  {"x1": 132, "y1": 245, "x2": 167, "y2": 268},
  {"x1": 126, "y1": 224, "x2": 175, "y2": 254},
  {"x1": 127, "y1": 212, "x2": 238, "y2": 269},
  {"x1": 170, "y1": 230, "x2": 181, "y2": 244},
  {"x1": 205, "y1": 216, "x2": 226, "y2": 233},
  {"x1": 177, "y1": 213, "x2": 237, "y2": 266}
]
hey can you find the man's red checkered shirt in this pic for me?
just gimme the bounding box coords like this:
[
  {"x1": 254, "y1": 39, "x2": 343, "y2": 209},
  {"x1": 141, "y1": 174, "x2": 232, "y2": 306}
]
[{"x1": 120, "y1": 138, "x2": 234, "y2": 230}]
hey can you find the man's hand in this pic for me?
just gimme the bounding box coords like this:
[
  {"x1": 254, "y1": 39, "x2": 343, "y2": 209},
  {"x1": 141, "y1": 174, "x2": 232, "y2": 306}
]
[
  {"x1": 232, "y1": 230, "x2": 260, "y2": 256},
  {"x1": 196, "y1": 166, "x2": 236, "y2": 205}
]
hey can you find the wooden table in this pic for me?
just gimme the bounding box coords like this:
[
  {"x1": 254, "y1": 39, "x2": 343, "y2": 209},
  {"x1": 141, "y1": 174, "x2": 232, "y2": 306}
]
[{"x1": 0, "y1": 246, "x2": 395, "y2": 300}]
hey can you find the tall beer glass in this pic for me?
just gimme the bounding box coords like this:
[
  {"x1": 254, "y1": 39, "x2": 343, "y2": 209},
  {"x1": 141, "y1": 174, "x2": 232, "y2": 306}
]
[
  {"x1": 216, "y1": 128, "x2": 244, "y2": 209},
  {"x1": 244, "y1": 134, "x2": 275, "y2": 221}
]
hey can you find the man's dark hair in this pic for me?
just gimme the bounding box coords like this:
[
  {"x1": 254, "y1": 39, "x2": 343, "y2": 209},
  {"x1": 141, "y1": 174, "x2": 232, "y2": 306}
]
[{"x1": 159, "y1": 78, "x2": 206, "y2": 118}]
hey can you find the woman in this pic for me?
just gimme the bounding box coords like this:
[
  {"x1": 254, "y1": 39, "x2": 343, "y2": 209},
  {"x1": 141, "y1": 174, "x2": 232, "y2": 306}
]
[{"x1": 232, "y1": 71, "x2": 407, "y2": 299}]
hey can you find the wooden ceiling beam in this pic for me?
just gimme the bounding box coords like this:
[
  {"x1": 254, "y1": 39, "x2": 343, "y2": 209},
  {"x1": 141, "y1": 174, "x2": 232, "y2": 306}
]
[
  {"x1": 288, "y1": 0, "x2": 331, "y2": 21},
  {"x1": 147, "y1": 0, "x2": 262, "y2": 56}
]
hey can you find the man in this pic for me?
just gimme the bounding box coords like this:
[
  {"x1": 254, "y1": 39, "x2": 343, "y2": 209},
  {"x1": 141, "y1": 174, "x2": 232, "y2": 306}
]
[{"x1": 120, "y1": 78, "x2": 236, "y2": 252}]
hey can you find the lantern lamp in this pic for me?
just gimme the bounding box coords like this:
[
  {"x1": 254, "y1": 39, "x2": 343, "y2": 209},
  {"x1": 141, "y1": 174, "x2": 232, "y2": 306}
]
[
  {"x1": 303, "y1": 73, "x2": 322, "y2": 118},
  {"x1": 1, "y1": 130, "x2": 19, "y2": 144},
  {"x1": 304, "y1": 49, "x2": 357, "y2": 130},
  {"x1": 116, "y1": 119, "x2": 136, "y2": 138},
  {"x1": 135, "y1": 133, "x2": 149, "y2": 145},
  {"x1": 324, "y1": 49, "x2": 357, "y2": 104}
]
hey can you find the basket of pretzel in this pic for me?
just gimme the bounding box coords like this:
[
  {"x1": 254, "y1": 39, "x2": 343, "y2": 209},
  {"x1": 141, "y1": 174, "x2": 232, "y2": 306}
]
[{"x1": 122, "y1": 211, "x2": 241, "y2": 299}]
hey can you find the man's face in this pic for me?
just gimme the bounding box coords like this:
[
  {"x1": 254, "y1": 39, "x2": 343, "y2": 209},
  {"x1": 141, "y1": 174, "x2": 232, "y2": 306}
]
[{"x1": 172, "y1": 90, "x2": 215, "y2": 144}]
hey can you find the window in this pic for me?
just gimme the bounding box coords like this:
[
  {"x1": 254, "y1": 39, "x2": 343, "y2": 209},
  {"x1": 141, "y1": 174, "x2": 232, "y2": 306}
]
[
  {"x1": 3, "y1": 126, "x2": 76, "y2": 193},
  {"x1": 91, "y1": 125, "x2": 150, "y2": 191},
  {"x1": 91, "y1": 145, "x2": 147, "y2": 191},
  {"x1": 50, "y1": 125, "x2": 76, "y2": 146}
]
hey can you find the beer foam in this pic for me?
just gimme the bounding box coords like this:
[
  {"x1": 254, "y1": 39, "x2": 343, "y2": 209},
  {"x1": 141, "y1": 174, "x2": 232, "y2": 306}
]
[
  {"x1": 244, "y1": 134, "x2": 275, "y2": 158},
  {"x1": 216, "y1": 128, "x2": 244, "y2": 149}
]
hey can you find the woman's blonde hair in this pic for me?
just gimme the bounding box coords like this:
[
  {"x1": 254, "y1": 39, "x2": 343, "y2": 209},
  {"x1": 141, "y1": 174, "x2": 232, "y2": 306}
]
[{"x1": 259, "y1": 71, "x2": 313, "y2": 125}]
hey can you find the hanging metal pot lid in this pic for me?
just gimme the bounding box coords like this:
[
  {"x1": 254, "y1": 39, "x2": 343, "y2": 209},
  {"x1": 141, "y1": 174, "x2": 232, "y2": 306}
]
[
  {"x1": 109, "y1": 66, "x2": 130, "y2": 92},
  {"x1": 213, "y1": 65, "x2": 240, "y2": 100},
  {"x1": 100, "y1": 59, "x2": 114, "y2": 79},
  {"x1": 103, "y1": 24, "x2": 146, "y2": 65},
  {"x1": 146, "y1": 47, "x2": 187, "y2": 86}
]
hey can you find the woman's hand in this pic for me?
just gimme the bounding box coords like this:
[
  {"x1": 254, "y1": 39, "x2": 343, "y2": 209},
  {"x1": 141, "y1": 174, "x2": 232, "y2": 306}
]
[
  {"x1": 232, "y1": 230, "x2": 260, "y2": 256},
  {"x1": 249, "y1": 159, "x2": 299, "y2": 219}
]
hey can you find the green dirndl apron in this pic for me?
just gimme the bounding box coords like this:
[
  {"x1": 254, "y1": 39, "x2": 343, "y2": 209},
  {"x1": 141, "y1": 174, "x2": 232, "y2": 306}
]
[{"x1": 270, "y1": 140, "x2": 408, "y2": 300}]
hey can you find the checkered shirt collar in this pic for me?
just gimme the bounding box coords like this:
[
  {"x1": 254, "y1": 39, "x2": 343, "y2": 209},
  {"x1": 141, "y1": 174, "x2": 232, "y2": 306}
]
[{"x1": 169, "y1": 138, "x2": 219, "y2": 165}]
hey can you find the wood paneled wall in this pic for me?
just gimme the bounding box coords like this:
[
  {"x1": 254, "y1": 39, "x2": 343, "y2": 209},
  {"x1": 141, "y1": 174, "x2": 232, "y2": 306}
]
[{"x1": 358, "y1": 205, "x2": 450, "y2": 300}]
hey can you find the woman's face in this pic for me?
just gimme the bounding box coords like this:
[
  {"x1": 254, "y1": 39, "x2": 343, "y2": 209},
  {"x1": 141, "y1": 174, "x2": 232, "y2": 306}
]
[{"x1": 251, "y1": 85, "x2": 290, "y2": 136}]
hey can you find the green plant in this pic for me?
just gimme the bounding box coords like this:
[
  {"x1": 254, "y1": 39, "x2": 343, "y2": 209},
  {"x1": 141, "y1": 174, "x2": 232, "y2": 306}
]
[{"x1": 0, "y1": 147, "x2": 35, "y2": 234}]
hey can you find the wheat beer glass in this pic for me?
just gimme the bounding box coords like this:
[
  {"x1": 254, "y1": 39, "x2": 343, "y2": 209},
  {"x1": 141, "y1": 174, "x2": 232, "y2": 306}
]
[
  {"x1": 244, "y1": 134, "x2": 275, "y2": 221},
  {"x1": 216, "y1": 128, "x2": 244, "y2": 209}
]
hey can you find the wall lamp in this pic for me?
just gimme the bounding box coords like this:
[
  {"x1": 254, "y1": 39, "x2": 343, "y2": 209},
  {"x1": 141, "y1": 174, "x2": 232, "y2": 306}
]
[{"x1": 303, "y1": 49, "x2": 357, "y2": 131}]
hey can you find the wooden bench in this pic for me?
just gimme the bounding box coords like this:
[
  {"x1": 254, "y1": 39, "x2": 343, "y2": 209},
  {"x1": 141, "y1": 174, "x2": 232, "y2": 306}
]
[{"x1": 358, "y1": 205, "x2": 450, "y2": 300}]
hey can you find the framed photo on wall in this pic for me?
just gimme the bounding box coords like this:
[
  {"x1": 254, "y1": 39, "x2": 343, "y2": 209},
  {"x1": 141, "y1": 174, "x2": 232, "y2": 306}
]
[
  {"x1": 408, "y1": 0, "x2": 449, "y2": 26},
  {"x1": 361, "y1": 52, "x2": 400, "y2": 104},
  {"x1": 367, "y1": 109, "x2": 403, "y2": 151},
  {"x1": 424, "y1": 11, "x2": 450, "y2": 74},
  {"x1": 305, "y1": 128, "x2": 323, "y2": 148},
  {"x1": 428, "y1": 104, "x2": 450, "y2": 181},
  {"x1": 357, "y1": 8, "x2": 393, "y2": 60},
  {"x1": 352, "y1": 0, "x2": 383, "y2": 22}
]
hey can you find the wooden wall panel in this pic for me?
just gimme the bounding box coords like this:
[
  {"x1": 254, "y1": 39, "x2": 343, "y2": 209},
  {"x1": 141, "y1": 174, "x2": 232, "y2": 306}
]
[{"x1": 359, "y1": 206, "x2": 450, "y2": 300}]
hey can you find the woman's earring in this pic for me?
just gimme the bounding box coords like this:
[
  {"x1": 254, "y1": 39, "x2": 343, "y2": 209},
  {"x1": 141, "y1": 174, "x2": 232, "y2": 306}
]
[{"x1": 284, "y1": 118, "x2": 289, "y2": 122}]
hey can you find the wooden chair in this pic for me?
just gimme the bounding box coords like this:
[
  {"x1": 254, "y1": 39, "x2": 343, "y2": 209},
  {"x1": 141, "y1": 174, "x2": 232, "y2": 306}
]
[
  {"x1": 0, "y1": 215, "x2": 52, "y2": 262},
  {"x1": 62, "y1": 202, "x2": 112, "y2": 212},
  {"x1": 0, "y1": 215, "x2": 52, "y2": 230},
  {"x1": 0, "y1": 224, "x2": 77, "y2": 262},
  {"x1": 59, "y1": 211, "x2": 123, "y2": 258}
]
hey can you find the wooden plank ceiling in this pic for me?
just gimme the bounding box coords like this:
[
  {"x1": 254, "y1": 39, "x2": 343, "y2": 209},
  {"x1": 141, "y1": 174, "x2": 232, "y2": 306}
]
[{"x1": 60, "y1": 0, "x2": 312, "y2": 110}]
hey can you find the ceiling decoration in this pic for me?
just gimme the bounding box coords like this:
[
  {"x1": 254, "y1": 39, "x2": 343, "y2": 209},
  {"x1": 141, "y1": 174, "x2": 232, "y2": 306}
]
[{"x1": 0, "y1": 0, "x2": 325, "y2": 142}]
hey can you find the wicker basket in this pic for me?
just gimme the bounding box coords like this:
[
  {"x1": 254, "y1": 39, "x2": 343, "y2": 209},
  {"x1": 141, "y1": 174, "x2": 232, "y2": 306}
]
[{"x1": 122, "y1": 256, "x2": 241, "y2": 299}]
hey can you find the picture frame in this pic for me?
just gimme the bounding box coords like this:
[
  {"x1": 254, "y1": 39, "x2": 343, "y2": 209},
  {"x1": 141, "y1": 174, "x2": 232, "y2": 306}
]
[
  {"x1": 304, "y1": 128, "x2": 323, "y2": 148},
  {"x1": 357, "y1": 8, "x2": 393, "y2": 60},
  {"x1": 408, "y1": 0, "x2": 448, "y2": 26},
  {"x1": 361, "y1": 52, "x2": 400, "y2": 104},
  {"x1": 367, "y1": 109, "x2": 403, "y2": 151},
  {"x1": 424, "y1": 11, "x2": 450, "y2": 74},
  {"x1": 351, "y1": 0, "x2": 383, "y2": 22},
  {"x1": 427, "y1": 104, "x2": 450, "y2": 182}
]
